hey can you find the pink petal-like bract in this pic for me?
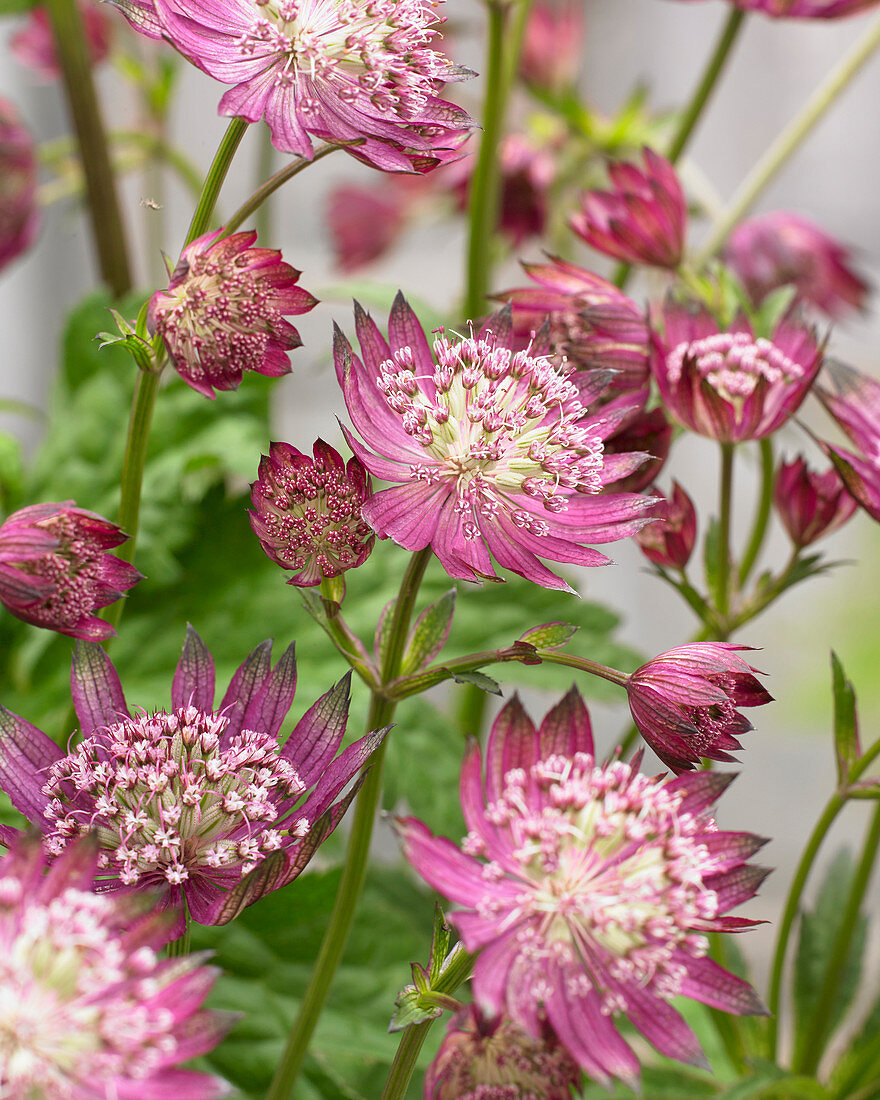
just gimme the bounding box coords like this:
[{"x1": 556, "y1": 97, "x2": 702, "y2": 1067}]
[
  {"x1": 0, "y1": 97, "x2": 39, "y2": 273},
  {"x1": 0, "y1": 501, "x2": 141, "y2": 640},
  {"x1": 626, "y1": 643, "x2": 773, "y2": 772},
  {"x1": 635, "y1": 481, "x2": 697, "y2": 569},
  {"x1": 11, "y1": 3, "x2": 111, "y2": 80},
  {"x1": 149, "y1": 228, "x2": 317, "y2": 398},
  {"x1": 670, "y1": 0, "x2": 879, "y2": 18},
  {"x1": 336, "y1": 294, "x2": 654, "y2": 591},
  {"x1": 0, "y1": 835, "x2": 230, "y2": 1098},
  {"x1": 773, "y1": 455, "x2": 856, "y2": 547},
  {"x1": 399, "y1": 690, "x2": 769, "y2": 1085},
  {"x1": 519, "y1": 0, "x2": 585, "y2": 92},
  {"x1": 0, "y1": 626, "x2": 387, "y2": 926},
  {"x1": 250, "y1": 438, "x2": 375, "y2": 586},
  {"x1": 813, "y1": 361, "x2": 880, "y2": 523}
]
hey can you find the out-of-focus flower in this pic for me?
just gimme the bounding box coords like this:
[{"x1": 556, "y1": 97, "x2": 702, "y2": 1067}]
[
  {"x1": 602, "y1": 404, "x2": 672, "y2": 493},
  {"x1": 250, "y1": 439, "x2": 375, "y2": 586},
  {"x1": 626, "y1": 643, "x2": 772, "y2": 772},
  {"x1": 335, "y1": 294, "x2": 653, "y2": 591},
  {"x1": 724, "y1": 212, "x2": 869, "y2": 319},
  {"x1": 650, "y1": 302, "x2": 823, "y2": 442},
  {"x1": 0, "y1": 626, "x2": 386, "y2": 928},
  {"x1": 570, "y1": 148, "x2": 687, "y2": 268},
  {"x1": 425, "y1": 1004, "x2": 581, "y2": 1100},
  {"x1": 636, "y1": 481, "x2": 697, "y2": 568},
  {"x1": 146, "y1": 0, "x2": 473, "y2": 171},
  {"x1": 11, "y1": 3, "x2": 111, "y2": 79},
  {"x1": 519, "y1": 0, "x2": 585, "y2": 92},
  {"x1": 672, "y1": 0, "x2": 880, "y2": 18},
  {"x1": 0, "y1": 97, "x2": 39, "y2": 273},
  {"x1": 773, "y1": 456, "x2": 856, "y2": 547},
  {"x1": 400, "y1": 689, "x2": 769, "y2": 1086},
  {"x1": 327, "y1": 183, "x2": 411, "y2": 272},
  {"x1": 0, "y1": 836, "x2": 230, "y2": 1099},
  {"x1": 0, "y1": 501, "x2": 141, "y2": 640},
  {"x1": 149, "y1": 228, "x2": 317, "y2": 399},
  {"x1": 815, "y1": 360, "x2": 880, "y2": 521}
]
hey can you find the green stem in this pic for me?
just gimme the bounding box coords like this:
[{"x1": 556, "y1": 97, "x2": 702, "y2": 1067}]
[
  {"x1": 455, "y1": 682, "x2": 489, "y2": 739},
  {"x1": 738, "y1": 438, "x2": 774, "y2": 587},
  {"x1": 184, "y1": 117, "x2": 249, "y2": 246},
  {"x1": 45, "y1": 0, "x2": 132, "y2": 296},
  {"x1": 540, "y1": 650, "x2": 630, "y2": 686},
  {"x1": 766, "y1": 737, "x2": 880, "y2": 1059},
  {"x1": 166, "y1": 909, "x2": 192, "y2": 957},
  {"x1": 266, "y1": 548, "x2": 433, "y2": 1100},
  {"x1": 464, "y1": 0, "x2": 511, "y2": 321},
  {"x1": 255, "y1": 129, "x2": 276, "y2": 243},
  {"x1": 793, "y1": 801, "x2": 880, "y2": 1075},
  {"x1": 717, "y1": 443, "x2": 735, "y2": 622},
  {"x1": 696, "y1": 10, "x2": 880, "y2": 267}
]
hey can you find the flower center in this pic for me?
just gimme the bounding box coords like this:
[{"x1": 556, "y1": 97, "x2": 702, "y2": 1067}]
[
  {"x1": 668, "y1": 332, "x2": 803, "y2": 406},
  {"x1": 42, "y1": 706, "x2": 305, "y2": 886},
  {"x1": 16, "y1": 514, "x2": 104, "y2": 629}
]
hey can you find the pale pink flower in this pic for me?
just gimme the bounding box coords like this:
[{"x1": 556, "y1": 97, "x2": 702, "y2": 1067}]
[
  {"x1": 0, "y1": 627, "x2": 386, "y2": 929},
  {"x1": 11, "y1": 3, "x2": 111, "y2": 79},
  {"x1": 0, "y1": 501, "x2": 141, "y2": 640},
  {"x1": 635, "y1": 481, "x2": 698, "y2": 569},
  {"x1": 400, "y1": 690, "x2": 768, "y2": 1086},
  {"x1": 519, "y1": 0, "x2": 585, "y2": 92},
  {"x1": 149, "y1": 228, "x2": 317, "y2": 398},
  {"x1": 335, "y1": 294, "x2": 653, "y2": 591},
  {"x1": 0, "y1": 97, "x2": 39, "y2": 273},
  {"x1": 0, "y1": 835, "x2": 230, "y2": 1098},
  {"x1": 773, "y1": 456, "x2": 856, "y2": 547}
]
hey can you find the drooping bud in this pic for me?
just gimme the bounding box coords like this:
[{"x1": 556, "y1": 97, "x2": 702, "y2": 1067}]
[
  {"x1": 0, "y1": 501, "x2": 141, "y2": 639},
  {"x1": 0, "y1": 97, "x2": 39, "y2": 273},
  {"x1": 635, "y1": 481, "x2": 697, "y2": 568},
  {"x1": 250, "y1": 440, "x2": 375, "y2": 587},
  {"x1": 773, "y1": 456, "x2": 856, "y2": 547}
]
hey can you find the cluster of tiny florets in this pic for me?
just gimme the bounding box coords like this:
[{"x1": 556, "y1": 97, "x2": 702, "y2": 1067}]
[
  {"x1": 669, "y1": 332, "x2": 804, "y2": 403},
  {"x1": 42, "y1": 705, "x2": 305, "y2": 885},
  {"x1": 14, "y1": 512, "x2": 109, "y2": 629}
]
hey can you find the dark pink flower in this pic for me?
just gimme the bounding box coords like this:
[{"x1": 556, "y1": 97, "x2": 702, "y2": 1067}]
[
  {"x1": 0, "y1": 501, "x2": 141, "y2": 640},
  {"x1": 327, "y1": 183, "x2": 410, "y2": 271},
  {"x1": 250, "y1": 438, "x2": 375, "y2": 586},
  {"x1": 773, "y1": 456, "x2": 856, "y2": 547},
  {"x1": 0, "y1": 836, "x2": 230, "y2": 1098},
  {"x1": 150, "y1": 0, "x2": 473, "y2": 171},
  {"x1": 570, "y1": 148, "x2": 686, "y2": 269},
  {"x1": 724, "y1": 212, "x2": 869, "y2": 319},
  {"x1": 0, "y1": 97, "x2": 39, "y2": 273},
  {"x1": 626, "y1": 643, "x2": 772, "y2": 772},
  {"x1": 815, "y1": 360, "x2": 880, "y2": 521},
  {"x1": 400, "y1": 690, "x2": 768, "y2": 1086},
  {"x1": 335, "y1": 294, "x2": 653, "y2": 591},
  {"x1": 635, "y1": 481, "x2": 697, "y2": 569},
  {"x1": 650, "y1": 301, "x2": 823, "y2": 442},
  {"x1": 425, "y1": 1004, "x2": 581, "y2": 1100},
  {"x1": 11, "y1": 3, "x2": 111, "y2": 80},
  {"x1": 602, "y1": 404, "x2": 672, "y2": 493},
  {"x1": 673, "y1": 0, "x2": 880, "y2": 17},
  {"x1": 149, "y1": 229, "x2": 317, "y2": 398},
  {"x1": 0, "y1": 627, "x2": 386, "y2": 929},
  {"x1": 519, "y1": 0, "x2": 585, "y2": 92}
]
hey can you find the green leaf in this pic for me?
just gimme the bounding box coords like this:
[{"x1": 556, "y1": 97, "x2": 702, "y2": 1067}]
[
  {"x1": 401, "y1": 590, "x2": 456, "y2": 675},
  {"x1": 518, "y1": 621, "x2": 578, "y2": 651},
  {"x1": 450, "y1": 669, "x2": 501, "y2": 695},
  {"x1": 830, "y1": 651, "x2": 860, "y2": 785},
  {"x1": 0, "y1": 0, "x2": 37, "y2": 14},
  {"x1": 752, "y1": 285, "x2": 799, "y2": 337}
]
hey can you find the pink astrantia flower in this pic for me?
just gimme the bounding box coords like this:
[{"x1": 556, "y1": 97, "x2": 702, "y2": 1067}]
[
  {"x1": 400, "y1": 690, "x2": 769, "y2": 1085},
  {"x1": 149, "y1": 0, "x2": 473, "y2": 171},
  {"x1": 0, "y1": 626, "x2": 386, "y2": 930},
  {"x1": 672, "y1": 0, "x2": 880, "y2": 17},
  {"x1": 626, "y1": 643, "x2": 773, "y2": 772},
  {"x1": 425, "y1": 1003, "x2": 581, "y2": 1100},
  {"x1": 774, "y1": 456, "x2": 856, "y2": 547},
  {"x1": 650, "y1": 301, "x2": 823, "y2": 442},
  {"x1": 814, "y1": 360, "x2": 880, "y2": 521},
  {"x1": 0, "y1": 501, "x2": 141, "y2": 640},
  {"x1": 635, "y1": 481, "x2": 697, "y2": 569},
  {"x1": 724, "y1": 212, "x2": 869, "y2": 319},
  {"x1": 519, "y1": 0, "x2": 585, "y2": 92},
  {"x1": 570, "y1": 148, "x2": 687, "y2": 269},
  {"x1": 0, "y1": 97, "x2": 40, "y2": 273},
  {"x1": 250, "y1": 438, "x2": 375, "y2": 585},
  {"x1": 0, "y1": 836, "x2": 230, "y2": 1098},
  {"x1": 602, "y1": 404, "x2": 672, "y2": 493},
  {"x1": 11, "y1": 3, "x2": 111, "y2": 80},
  {"x1": 150, "y1": 228, "x2": 317, "y2": 398},
  {"x1": 335, "y1": 294, "x2": 654, "y2": 591},
  {"x1": 327, "y1": 182, "x2": 410, "y2": 271}
]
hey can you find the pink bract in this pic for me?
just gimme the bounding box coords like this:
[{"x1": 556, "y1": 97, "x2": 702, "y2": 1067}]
[
  {"x1": 774, "y1": 456, "x2": 856, "y2": 547},
  {"x1": 335, "y1": 294, "x2": 654, "y2": 592},
  {"x1": 149, "y1": 0, "x2": 474, "y2": 171},
  {"x1": 0, "y1": 626, "x2": 386, "y2": 931},
  {"x1": 626, "y1": 643, "x2": 773, "y2": 772},
  {"x1": 519, "y1": 0, "x2": 585, "y2": 92},
  {"x1": 635, "y1": 480, "x2": 698, "y2": 569},
  {"x1": 0, "y1": 501, "x2": 141, "y2": 640},
  {"x1": 0, "y1": 97, "x2": 40, "y2": 273},
  {"x1": 327, "y1": 182, "x2": 410, "y2": 271},
  {"x1": 672, "y1": 0, "x2": 880, "y2": 17},
  {"x1": 0, "y1": 835, "x2": 231, "y2": 1098},
  {"x1": 399, "y1": 690, "x2": 768, "y2": 1085},
  {"x1": 815, "y1": 360, "x2": 880, "y2": 522},
  {"x1": 650, "y1": 301, "x2": 823, "y2": 442},
  {"x1": 149, "y1": 228, "x2": 317, "y2": 398},
  {"x1": 11, "y1": 3, "x2": 111, "y2": 79}
]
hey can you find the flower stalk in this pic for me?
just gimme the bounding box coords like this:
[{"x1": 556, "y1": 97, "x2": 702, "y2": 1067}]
[
  {"x1": 184, "y1": 117, "x2": 249, "y2": 246},
  {"x1": 717, "y1": 443, "x2": 735, "y2": 623},
  {"x1": 738, "y1": 438, "x2": 775, "y2": 586}
]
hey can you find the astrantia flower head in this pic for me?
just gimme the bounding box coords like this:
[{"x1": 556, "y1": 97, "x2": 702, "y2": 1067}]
[
  {"x1": 425, "y1": 1004, "x2": 581, "y2": 1100},
  {"x1": 724, "y1": 211, "x2": 869, "y2": 319},
  {"x1": 335, "y1": 294, "x2": 653, "y2": 591},
  {"x1": 0, "y1": 501, "x2": 141, "y2": 640},
  {"x1": 570, "y1": 148, "x2": 687, "y2": 269},
  {"x1": 650, "y1": 301, "x2": 823, "y2": 442},
  {"x1": 627, "y1": 643, "x2": 773, "y2": 772},
  {"x1": 0, "y1": 96, "x2": 39, "y2": 273},
  {"x1": 400, "y1": 689, "x2": 769, "y2": 1086},
  {"x1": 250, "y1": 438, "x2": 375, "y2": 586},
  {"x1": 148, "y1": 0, "x2": 473, "y2": 171},
  {"x1": 635, "y1": 481, "x2": 697, "y2": 568},
  {"x1": 0, "y1": 836, "x2": 230, "y2": 1098},
  {"x1": 149, "y1": 228, "x2": 317, "y2": 398},
  {"x1": 327, "y1": 181, "x2": 410, "y2": 271},
  {"x1": 815, "y1": 360, "x2": 880, "y2": 521},
  {"x1": 601, "y1": 403, "x2": 672, "y2": 493},
  {"x1": 0, "y1": 627, "x2": 386, "y2": 928},
  {"x1": 774, "y1": 456, "x2": 856, "y2": 547}
]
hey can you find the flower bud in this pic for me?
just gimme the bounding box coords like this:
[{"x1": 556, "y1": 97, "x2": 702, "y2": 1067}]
[
  {"x1": 635, "y1": 481, "x2": 697, "y2": 568},
  {"x1": 774, "y1": 456, "x2": 856, "y2": 547},
  {"x1": 519, "y1": 0, "x2": 585, "y2": 92}
]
